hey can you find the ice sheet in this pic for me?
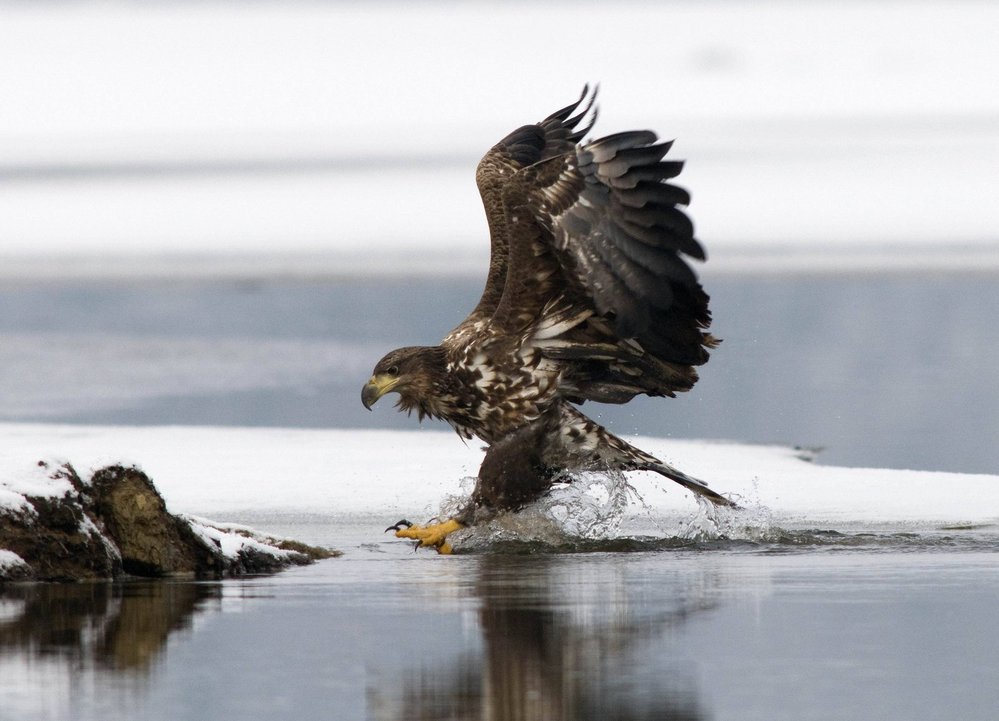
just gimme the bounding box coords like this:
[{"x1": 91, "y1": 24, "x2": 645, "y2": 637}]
[{"x1": 2, "y1": 424, "x2": 996, "y2": 529}]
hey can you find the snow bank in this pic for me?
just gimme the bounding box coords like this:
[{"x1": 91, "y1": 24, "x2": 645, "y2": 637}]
[{"x1": 1, "y1": 424, "x2": 996, "y2": 530}]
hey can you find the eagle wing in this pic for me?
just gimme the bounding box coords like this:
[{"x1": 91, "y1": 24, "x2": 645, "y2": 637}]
[
  {"x1": 443, "y1": 87, "x2": 596, "y2": 345},
  {"x1": 490, "y1": 109, "x2": 717, "y2": 402}
]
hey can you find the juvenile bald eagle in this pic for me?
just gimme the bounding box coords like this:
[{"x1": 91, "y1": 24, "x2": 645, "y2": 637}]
[{"x1": 363, "y1": 87, "x2": 732, "y2": 552}]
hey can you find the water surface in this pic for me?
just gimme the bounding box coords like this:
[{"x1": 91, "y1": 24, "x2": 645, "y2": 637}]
[
  {"x1": 2, "y1": 529, "x2": 998, "y2": 721},
  {"x1": 3, "y1": 272, "x2": 999, "y2": 719},
  {"x1": 2, "y1": 272, "x2": 997, "y2": 473}
]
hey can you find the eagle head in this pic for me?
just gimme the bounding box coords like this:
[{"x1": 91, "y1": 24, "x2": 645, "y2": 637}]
[{"x1": 361, "y1": 346, "x2": 448, "y2": 417}]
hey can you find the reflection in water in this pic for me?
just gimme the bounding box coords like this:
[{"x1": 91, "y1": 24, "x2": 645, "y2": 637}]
[
  {"x1": 0, "y1": 581, "x2": 219, "y2": 672},
  {"x1": 372, "y1": 556, "x2": 715, "y2": 720}
]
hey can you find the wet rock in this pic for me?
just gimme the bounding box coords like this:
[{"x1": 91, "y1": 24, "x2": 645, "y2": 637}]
[{"x1": 1, "y1": 461, "x2": 337, "y2": 582}]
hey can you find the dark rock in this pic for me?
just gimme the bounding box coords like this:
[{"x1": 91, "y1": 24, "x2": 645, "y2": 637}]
[
  {"x1": 89, "y1": 465, "x2": 201, "y2": 577},
  {"x1": 1, "y1": 462, "x2": 338, "y2": 583},
  {"x1": 2, "y1": 463, "x2": 121, "y2": 582}
]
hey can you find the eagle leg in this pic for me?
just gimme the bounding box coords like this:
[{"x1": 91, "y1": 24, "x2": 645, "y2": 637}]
[
  {"x1": 385, "y1": 421, "x2": 557, "y2": 554},
  {"x1": 391, "y1": 518, "x2": 464, "y2": 554},
  {"x1": 471, "y1": 418, "x2": 559, "y2": 512}
]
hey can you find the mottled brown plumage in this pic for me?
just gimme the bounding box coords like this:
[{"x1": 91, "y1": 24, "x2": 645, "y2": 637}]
[{"x1": 363, "y1": 88, "x2": 732, "y2": 549}]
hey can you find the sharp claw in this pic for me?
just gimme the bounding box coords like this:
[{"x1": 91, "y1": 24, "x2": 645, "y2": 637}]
[
  {"x1": 391, "y1": 518, "x2": 462, "y2": 552},
  {"x1": 385, "y1": 519, "x2": 412, "y2": 533}
]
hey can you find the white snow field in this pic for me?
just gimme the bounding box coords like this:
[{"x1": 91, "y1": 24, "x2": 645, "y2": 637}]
[
  {"x1": 2, "y1": 425, "x2": 997, "y2": 543},
  {"x1": 1, "y1": 1, "x2": 998, "y2": 276}
]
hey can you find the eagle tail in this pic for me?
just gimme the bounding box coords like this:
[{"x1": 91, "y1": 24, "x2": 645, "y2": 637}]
[
  {"x1": 645, "y1": 461, "x2": 737, "y2": 508},
  {"x1": 556, "y1": 404, "x2": 735, "y2": 507}
]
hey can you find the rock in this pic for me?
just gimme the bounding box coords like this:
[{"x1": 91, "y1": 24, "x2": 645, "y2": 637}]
[
  {"x1": 1, "y1": 461, "x2": 338, "y2": 582},
  {"x1": 89, "y1": 465, "x2": 204, "y2": 577},
  {"x1": 0, "y1": 463, "x2": 121, "y2": 582}
]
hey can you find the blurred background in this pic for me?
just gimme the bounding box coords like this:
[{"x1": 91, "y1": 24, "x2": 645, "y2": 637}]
[{"x1": 2, "y1": 0, "x2": 998, "y2": 473}]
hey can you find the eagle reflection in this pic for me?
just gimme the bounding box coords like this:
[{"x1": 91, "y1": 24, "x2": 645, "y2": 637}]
[{"x1": 371, "y1": 556, "x2": 711, "y2": 721}]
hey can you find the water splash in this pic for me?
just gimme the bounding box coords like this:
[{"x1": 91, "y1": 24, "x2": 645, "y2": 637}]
[
  {"x1": 429, "y1": 472, "x2": 994, "y2": 554},
  {"x1": 437, "y1": 471, "x2": 804, "y2": 552},
  {"x1": 676, "y1": 483, "x2": 778, "y2": 542},
  {"x1": 442, "y1": 471, "x2": 638, "y2": 552},
  {"x1": 541, "y1": 471, "x2": 634, "y2": 539}
]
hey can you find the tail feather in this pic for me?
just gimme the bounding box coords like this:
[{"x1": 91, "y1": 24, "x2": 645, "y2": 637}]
[
  {"x1": 647, "y1": 462, "x2": 737, "y2": 507},
  {"x1": 553, "y1": 403, "x2": 736, "y2": 508}
]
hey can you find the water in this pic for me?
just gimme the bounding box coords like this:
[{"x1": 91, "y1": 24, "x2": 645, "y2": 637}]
[
  {"x1": 2, "y1": 533, "x2": 998, "y2": 721},
  {"x1": 3, "y1": 272, "x2": 999, "y2": 719},
  {"x1": 2, "y1": 272, "x2": 998, "y2": 473}
]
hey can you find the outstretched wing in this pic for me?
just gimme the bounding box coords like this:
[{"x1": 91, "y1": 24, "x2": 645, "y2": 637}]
[
  {"x1": 443, "y1": 87, "x2": 596, "y2": 346},
  {"x1": 492, "y1": 122, "x2": 717, "y2": 402}
]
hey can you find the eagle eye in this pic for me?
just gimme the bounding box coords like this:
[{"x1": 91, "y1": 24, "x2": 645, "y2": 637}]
[{"x1": 387, "y1": 365, "x2": 400, "y2": 377}]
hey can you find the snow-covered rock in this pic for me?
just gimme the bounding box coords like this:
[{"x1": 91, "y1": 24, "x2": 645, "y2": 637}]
[{"x1": 0, "y1": 459, "x2": 336, "y2": 582}]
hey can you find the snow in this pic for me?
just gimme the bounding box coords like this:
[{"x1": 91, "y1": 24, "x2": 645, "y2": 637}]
[
  {"x1": 2, "y1": 1, "x2": 998, "y2": 276},
  {"x1": 184, "y1": 515, "x2": 306, "y2": 563},
  {"x1": 1, "y1": 424, "x2": 996, "y2": 535},
  {"x1": 0, "y1": 458, "x2": 74, "y2": 516},
  {"x1": 0, "y1": 550, "x2": 29, "y2": 575}
]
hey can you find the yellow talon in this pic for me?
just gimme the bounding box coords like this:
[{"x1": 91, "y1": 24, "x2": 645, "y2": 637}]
[{"x1": 394, "y1": 518, "x2": 463, "y2": 554}]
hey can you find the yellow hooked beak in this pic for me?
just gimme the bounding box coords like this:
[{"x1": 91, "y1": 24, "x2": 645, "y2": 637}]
[{"x1": 361, "y1": 374, "x2": 400, "y2": 410}]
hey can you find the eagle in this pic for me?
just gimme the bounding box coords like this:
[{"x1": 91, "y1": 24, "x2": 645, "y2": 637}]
[{"x1": 362, "y1": 87, "x2": 733, "y2": 553}]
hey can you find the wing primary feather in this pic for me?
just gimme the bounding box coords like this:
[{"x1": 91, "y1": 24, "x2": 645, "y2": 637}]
[
  {"x1": 544, "y1": 84, "x2": 592, "y2": 125},
  {"x1": 589, "y1": 230, "x2": 675, "y2": 312},
  {"x1": 618, "y1": 204, "x2": 693, "y2": 234},
  {"x1": 603, "y1": 221, "x2": 699, "y2": 284},
  {"x1": 616, "y1": 216, "x2": 704, "y2": 260},
  {"x1": 595, "y1": 143, "x2": 675, "y2": 178},
  {"x1": 616, "y1": 181, "x2": 691, "y2": 207},
  {"x1": 584, "y1": 131, "x2": 659, "y2": 163},
  {"x1": 562, "y1": 88, "x2": 598, "y2": 137},
  {"x1": 606, "y1": 162, "x2": 686, "y2": 189}
]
